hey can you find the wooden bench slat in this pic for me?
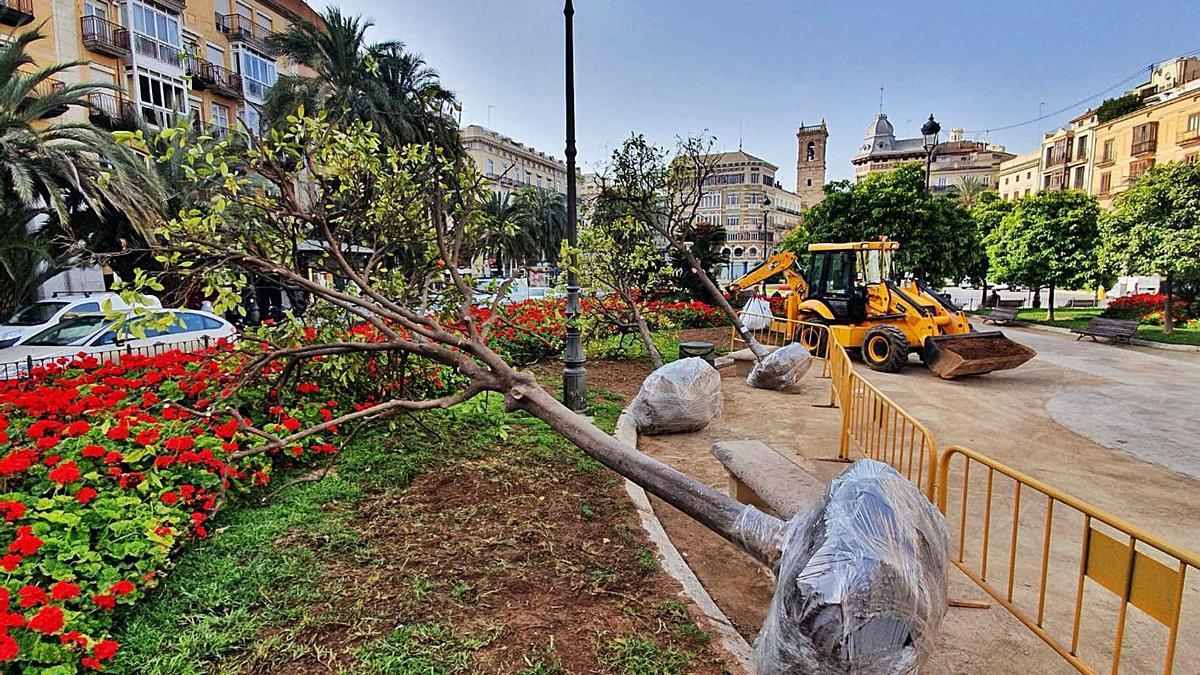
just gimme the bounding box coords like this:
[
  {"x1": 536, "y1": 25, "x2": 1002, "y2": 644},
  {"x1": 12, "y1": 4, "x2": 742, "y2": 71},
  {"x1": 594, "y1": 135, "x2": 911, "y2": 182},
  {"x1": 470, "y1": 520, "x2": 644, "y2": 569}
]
[{"x1": 1072, "y1": 317, "x2": 1139, "y2": 343}]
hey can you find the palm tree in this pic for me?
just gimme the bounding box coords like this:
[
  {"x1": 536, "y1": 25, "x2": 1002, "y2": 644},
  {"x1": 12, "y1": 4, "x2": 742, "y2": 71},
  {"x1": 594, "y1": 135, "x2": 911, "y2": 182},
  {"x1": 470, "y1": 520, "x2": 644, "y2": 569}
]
[
  {"x1": 263, "y1": 8, "x2": 459, "y2": 151},
  {"x1": 952, "y1": 176, "x2": 987, "y2": 207},
  {"x1": 479, "y1": 191, "x2": 537, "y2": 273},
  {"x1": 511, "y1": 187, "x2": 566, "y2": 264},
  {"x1": 0, "y1": 27, "x2": 161, "y2": 231}
]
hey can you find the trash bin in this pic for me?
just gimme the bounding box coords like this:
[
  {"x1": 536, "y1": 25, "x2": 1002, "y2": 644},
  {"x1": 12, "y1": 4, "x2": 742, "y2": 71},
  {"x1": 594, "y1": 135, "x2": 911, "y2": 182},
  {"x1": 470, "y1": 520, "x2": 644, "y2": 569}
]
[{"x1": 678, "y1": 341, "x2": 716, "y2": 367}]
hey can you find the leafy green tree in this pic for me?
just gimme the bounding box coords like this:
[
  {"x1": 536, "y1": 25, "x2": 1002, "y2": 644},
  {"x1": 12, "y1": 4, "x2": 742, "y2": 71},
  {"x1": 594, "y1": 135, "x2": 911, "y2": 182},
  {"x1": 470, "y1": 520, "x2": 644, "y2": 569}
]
[
  {"x1": 264, "y1": 8, "x2": 459, "y2": 151},
  {"x1": 512, "y1": 187, "x2": 566, "y2": 265},
  {"x1": 969, "y1": 191, "x2": 1014, "y2": 306},
  {"x1": 785, "y1": 163, "x2": 980, "y2": 283},
  {"x1": 1096, "y1": 93, "x2": 1143, "y2": 123},
  {"x1": 985, "y1": 190, "x2": 1102, "y2": 320},
  {"x1": 1100, "y1": 161, "x2": 1200, "y2": 333},
  {"x1": 477, "y1": 187, "x2": 565, "y2": 272}
]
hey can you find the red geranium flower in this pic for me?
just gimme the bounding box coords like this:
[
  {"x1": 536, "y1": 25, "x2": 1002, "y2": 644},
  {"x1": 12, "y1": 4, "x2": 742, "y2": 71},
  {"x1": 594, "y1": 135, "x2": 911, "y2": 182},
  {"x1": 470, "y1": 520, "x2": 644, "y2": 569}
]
[
  {"x1": 75, "y1": 487, "x2": 98, "y2": 504},
  {"x1": 17, "y1": 585, "x2": 46, "y2": 609},
  {"x1": 0, "y1": 554, "x2": 21, "y2": 571},
  {"x1": 93, "y1": 639, "x2": 119, "y2": 661},
  {"x1": 81, "y1": 656, "x2": 104, "y2": 670},
  {"x1": 0, "y1": 501, "x2": 25, "y2": 522},
  {"x1": 109, "y1": 580, "x2": 135, "y2": 595},
  {"x1": 91, "y1": 594, "x2": 115, "y2": 610},
  {"x1": 47, "y1": 460, "x2": 81, "y2": 484},
  {"x1": 0, "y1": 635, "x2": 17, "y2": 661},
  {"x1": 50, "y1": 581, "x2": 80, "y2": 601},
  {"x1": 106, "y1": 425, "x2": 130, "y2": 441},
  {"x1": 65, "y1": 420, "x2": 90, "y2": 437},
  {"x1": 160, "y1": 492, "x2": 179, "y2": 506},
  {"x1": 27, "y1": 605, "x2": 63, "y2": 634}
]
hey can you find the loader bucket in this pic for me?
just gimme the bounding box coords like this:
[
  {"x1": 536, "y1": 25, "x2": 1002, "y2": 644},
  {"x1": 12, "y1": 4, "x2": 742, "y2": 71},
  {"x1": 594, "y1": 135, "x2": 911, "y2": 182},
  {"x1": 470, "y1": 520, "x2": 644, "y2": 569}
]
[{"x1": 923, "y1": 331, "x2": 1036, "y2": 379}]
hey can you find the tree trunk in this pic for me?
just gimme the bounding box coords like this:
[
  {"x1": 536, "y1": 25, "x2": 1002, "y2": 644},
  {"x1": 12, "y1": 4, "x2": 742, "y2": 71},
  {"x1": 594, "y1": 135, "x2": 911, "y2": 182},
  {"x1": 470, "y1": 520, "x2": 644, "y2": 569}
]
[
  {"x1": 510, "y1": 378, "x2": 783, "y2": 564},
  {"x1": 1163, "y1": 271, "x2": 1175, "y2": 335},
  {"x1": 678, "y1": 246, "x2": 768, "y2": 361},
  {"x1": 629, "y1": 301, "x2": 664, "y2": 370},
  {"x1": 1032, "y1": 286, "x2": 1041, "y2": 309},
  {"x1": 980, "y1": 279, "x2": 988, "y2": 309},
  {"x1": 1046, "y1": 282, "x2": 1055, "y2": 322}
]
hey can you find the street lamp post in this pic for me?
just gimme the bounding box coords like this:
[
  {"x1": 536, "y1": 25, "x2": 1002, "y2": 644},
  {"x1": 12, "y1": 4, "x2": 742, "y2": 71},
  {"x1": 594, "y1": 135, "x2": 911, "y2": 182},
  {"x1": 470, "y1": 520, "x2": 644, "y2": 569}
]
[
  {"x1": 562, "y1": 0, "x2": 587, "y2": 411},
  {"x1": 921, "y1": 114, "x2": 941, "y2": 194}
]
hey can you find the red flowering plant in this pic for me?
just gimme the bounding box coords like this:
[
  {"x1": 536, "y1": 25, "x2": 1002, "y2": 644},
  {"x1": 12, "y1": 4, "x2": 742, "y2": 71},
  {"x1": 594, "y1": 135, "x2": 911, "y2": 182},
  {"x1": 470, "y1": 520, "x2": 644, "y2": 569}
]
[
  {"x1": 0, "y1": 341, "x2": 340, "y2": 670},
  {"x1": 1102, "y1": 293, "x2": 1191, "y2": 324}
]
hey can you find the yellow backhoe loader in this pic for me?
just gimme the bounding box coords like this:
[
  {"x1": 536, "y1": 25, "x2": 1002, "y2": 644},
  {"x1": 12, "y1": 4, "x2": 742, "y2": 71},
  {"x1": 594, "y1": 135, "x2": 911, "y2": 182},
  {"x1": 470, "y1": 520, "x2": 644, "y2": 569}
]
[{"x1": 728, "y1": 240, "x2": 1035, "y2": 378}]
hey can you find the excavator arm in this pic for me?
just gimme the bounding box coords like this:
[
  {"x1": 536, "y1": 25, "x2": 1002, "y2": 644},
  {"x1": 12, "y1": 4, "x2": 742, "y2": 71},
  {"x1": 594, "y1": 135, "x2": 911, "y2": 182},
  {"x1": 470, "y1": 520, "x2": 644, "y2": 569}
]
[{"x1": 727, "y1": 252, "x2": 809, "y2": 298}]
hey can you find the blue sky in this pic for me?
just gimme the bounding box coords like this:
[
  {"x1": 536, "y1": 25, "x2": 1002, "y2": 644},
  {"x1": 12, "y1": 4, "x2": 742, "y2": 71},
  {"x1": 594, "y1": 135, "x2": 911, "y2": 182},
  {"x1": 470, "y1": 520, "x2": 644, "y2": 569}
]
[{"x1": 331, "y1": 1, "x2": 1198, "y2": 188}]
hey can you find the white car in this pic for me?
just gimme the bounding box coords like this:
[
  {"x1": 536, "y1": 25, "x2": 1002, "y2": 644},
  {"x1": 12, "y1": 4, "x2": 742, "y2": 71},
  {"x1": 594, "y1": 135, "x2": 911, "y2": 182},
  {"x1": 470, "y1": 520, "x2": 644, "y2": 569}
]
[
  {"x1": 0, "y1": 310, "x2": 236, "y2": 379},
  {"x1": 0, "y1": 293, "x2": 161, "y2": 349}
]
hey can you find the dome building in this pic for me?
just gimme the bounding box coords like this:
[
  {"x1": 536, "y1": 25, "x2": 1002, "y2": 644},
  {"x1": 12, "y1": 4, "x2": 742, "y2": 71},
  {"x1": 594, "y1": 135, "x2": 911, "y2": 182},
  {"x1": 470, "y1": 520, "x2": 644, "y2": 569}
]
[{"x1": 850, "y1": 113, "x2": 1015, "y2": 192}]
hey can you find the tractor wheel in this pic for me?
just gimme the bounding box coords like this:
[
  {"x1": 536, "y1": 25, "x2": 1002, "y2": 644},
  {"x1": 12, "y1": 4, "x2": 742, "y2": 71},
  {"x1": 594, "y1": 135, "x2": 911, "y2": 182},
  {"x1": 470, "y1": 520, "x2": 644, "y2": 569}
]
[
  {"x1": 794, "y1": 320, "x2": 829, "y2": 358},
  {"x1": 861, "y1": 326, "x2": 910, "y2": 373}
]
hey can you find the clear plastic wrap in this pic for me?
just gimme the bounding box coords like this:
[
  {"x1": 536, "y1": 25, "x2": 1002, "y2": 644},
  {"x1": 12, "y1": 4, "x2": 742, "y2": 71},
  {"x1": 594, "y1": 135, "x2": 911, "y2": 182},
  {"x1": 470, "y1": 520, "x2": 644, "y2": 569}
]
[
  {"x1": 628, "y1": 357, "x2": 722, "y2": 435},
  {"x1": 745, "y1": 459, "x2": 949, "y2": 674},
  {"x1": 747, "y1": 342, "x2": 813, "y2": 393},
  {"x1": 740, "y1": 298, "x2": 773, "y2": 330}
]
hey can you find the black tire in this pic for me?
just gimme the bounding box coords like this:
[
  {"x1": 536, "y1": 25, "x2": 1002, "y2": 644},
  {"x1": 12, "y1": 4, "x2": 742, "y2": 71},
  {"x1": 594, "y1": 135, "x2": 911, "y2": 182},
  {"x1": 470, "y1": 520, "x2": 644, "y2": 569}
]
[
  {"x1": 861, "y1": 326, "x2": 910, "y2": 373},
  {"x1": 794, "y1": 320, "x2": 829, "y2": 358}
]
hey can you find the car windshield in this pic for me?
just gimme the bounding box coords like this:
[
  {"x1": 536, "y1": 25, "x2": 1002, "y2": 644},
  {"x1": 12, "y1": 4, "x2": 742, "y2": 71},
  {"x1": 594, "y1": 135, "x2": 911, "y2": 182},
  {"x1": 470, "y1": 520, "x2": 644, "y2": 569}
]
[
  {"x1": 24, "y1": 316, "x2": 110, "y2": 347},
  {"x1": 6, "y1": 302, "x2": 68, "y2": 326}
]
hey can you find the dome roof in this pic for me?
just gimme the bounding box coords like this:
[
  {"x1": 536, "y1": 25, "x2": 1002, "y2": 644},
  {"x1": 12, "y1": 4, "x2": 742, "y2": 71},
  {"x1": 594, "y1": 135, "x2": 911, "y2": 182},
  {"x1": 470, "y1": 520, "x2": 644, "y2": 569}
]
[{"x1": 865, "y1": 113, "x2": 894, "y2": 139}]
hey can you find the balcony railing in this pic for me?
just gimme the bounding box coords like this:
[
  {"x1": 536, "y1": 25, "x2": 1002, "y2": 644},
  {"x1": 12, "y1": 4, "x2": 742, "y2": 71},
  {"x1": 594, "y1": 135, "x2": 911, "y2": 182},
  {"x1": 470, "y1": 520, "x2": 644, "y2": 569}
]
[
  {"x1": 1178, "y1": 128, "x2": 1200, "y2": 146},
  {"x1": 185, "y1": 56, "x2": 243, "y2": 98},
  {"x1": 0, "y1": 0, "x2": 34, "y2": 27},
  {"x1": 87, "y1": 92, "x2": 139, "y2": 131},
  {"x1": 1131, "y1": 138, "x2": 1158, "y2": 156},
  {"x1": 18, "y1": 71, "x2": 67, "y2": 119},
  {"x1": 215, "y1": 13, "x2": 276, "y2": 51},
  {"x1": 133, "y1": 33, "x2": 182, "y2": 66},
  {"x1": 81, "y1": 16, "x2": 130, "y2": 57}
]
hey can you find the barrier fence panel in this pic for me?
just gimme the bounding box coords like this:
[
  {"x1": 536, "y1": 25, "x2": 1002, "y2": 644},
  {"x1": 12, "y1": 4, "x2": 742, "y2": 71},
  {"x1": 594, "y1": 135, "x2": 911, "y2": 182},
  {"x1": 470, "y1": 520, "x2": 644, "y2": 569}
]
[
  {"x1": 938, "y1": 446, "x2": 1200, "y2": 674},
  {"x1": 729, "y1": 312, "x2": 831, "y2": 378}
]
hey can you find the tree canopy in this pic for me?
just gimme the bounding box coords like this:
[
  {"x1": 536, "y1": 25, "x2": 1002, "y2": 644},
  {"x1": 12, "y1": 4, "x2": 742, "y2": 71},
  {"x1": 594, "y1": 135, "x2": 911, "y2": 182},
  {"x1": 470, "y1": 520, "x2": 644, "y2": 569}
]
[
  {"x1": 783, "y1": 163, "x2": 979, "y2": 283},
  {"x1": 1100, "y1": 161, "x2": 1200, "y2": 331}
]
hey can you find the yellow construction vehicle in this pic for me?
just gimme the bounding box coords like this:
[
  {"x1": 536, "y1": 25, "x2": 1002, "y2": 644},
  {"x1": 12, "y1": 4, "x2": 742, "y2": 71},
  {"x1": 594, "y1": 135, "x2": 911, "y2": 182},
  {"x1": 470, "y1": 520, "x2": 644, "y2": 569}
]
[{"x1": 728, "y1": 240, "x2": 1035, "y2": 378}]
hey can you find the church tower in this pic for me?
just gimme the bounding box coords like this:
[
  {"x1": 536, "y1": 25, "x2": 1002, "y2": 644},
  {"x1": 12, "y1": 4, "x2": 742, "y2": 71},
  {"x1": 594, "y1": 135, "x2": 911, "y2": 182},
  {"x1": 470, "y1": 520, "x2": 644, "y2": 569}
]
[{"x1": 796, "y1": 121, "x2": 829, "y2": 207}]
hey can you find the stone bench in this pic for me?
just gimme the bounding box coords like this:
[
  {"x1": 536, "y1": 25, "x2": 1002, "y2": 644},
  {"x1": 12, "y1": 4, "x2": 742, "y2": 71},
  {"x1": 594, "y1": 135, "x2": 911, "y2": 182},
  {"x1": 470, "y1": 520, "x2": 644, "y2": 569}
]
[{"x1": 711, "y1": 440, "x2": 826, "y2": 519}]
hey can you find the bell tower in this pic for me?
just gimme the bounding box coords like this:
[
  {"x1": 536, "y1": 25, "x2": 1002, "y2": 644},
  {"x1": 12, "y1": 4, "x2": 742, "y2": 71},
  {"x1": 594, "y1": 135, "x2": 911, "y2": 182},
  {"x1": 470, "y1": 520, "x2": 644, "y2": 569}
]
[{"x1": 796, "y1": 121, "x2": 829, "y2": 207}]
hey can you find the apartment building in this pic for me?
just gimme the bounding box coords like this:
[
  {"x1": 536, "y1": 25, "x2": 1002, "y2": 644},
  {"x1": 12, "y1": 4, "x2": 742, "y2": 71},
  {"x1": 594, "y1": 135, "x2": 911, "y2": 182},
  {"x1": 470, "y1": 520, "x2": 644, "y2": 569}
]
[
  {"x1": 851, "y1": 115, "x2": 1014, "y2": 190},
  {"x1": 2, "y1": 0, "x2": 320, "y2": 137},
  {"x1": 1039, "y1": 110, "x2": 1098, "y2": 192},
  {"x1": 997, "y1": 150, "x2": 1040, "y2": 200},
  {"x1": 461, "y1": 124, "x2": 570, "y2": 196},
  {"x1": 691, "y1": 150, "x2": 803, "y2": 281}
]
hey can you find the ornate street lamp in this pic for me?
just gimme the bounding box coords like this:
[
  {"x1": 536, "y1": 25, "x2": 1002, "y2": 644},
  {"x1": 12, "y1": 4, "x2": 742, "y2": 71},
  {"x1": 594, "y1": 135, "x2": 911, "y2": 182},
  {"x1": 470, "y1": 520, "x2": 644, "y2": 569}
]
[
  {"x1": 921, "y1": 114, "x2": 941, "y2": 194},
  {"x1": 562, "y1": 0, "x2": 587, "y2": 411}
]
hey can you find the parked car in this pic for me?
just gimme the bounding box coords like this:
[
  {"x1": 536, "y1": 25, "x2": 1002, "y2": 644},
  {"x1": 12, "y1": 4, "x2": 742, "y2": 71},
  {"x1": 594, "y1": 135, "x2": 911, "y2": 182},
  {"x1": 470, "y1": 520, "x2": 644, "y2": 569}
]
[
  {"x1": 0, "y1": 292, "x2": 161, "y2": 348},
  {"x1": 0, "y1": 310, "x2": 236, "y2": 379}
]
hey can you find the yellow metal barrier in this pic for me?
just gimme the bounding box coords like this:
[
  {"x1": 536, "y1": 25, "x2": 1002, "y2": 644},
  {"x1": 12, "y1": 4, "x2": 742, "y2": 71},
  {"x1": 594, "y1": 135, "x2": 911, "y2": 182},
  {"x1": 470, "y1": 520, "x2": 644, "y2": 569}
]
[
  {"x1": 937, "y1": 446, "x2": 1200, "y2": 674},
  {"x1": 729, "y1": 312, "x2": 831, "y2": 378}
]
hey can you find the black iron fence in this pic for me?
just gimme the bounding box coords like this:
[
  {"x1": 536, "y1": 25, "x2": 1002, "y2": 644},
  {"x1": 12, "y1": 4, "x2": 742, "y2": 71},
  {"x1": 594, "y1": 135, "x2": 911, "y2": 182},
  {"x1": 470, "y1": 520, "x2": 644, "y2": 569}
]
[{"x1": 0, "y1": 336, "x2": 230, "y2": 381}]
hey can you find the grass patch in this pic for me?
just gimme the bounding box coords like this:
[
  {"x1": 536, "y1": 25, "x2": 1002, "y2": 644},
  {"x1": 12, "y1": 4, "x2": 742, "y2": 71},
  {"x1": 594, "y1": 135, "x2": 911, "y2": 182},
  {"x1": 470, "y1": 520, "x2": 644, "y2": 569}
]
[
  {"x1": 600, "y1": 635, "x2": 691, "y2": 675},
  {"x1": 354, "y1": 622, "x2": 496, "y2": 674}
]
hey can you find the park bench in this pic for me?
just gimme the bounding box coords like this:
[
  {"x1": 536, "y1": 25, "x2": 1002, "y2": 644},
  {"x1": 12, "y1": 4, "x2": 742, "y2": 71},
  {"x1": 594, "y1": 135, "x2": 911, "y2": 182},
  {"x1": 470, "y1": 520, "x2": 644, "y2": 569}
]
[
  {"x1": 980, "y1": 306, "x2": 1021, "y2": 325},
  {"x1": 1071, "y1": 317, "x2": 1139, "y2": 344},
  {"x1": 1065, "y1": 298, "x2": 1098, "y2": 308},
  {"x1": 995, "y1": 299, "x2": 1024, "y2": 309},
  {"x1": 711, "y1": 440, "x2": 826, "y2": 519}
]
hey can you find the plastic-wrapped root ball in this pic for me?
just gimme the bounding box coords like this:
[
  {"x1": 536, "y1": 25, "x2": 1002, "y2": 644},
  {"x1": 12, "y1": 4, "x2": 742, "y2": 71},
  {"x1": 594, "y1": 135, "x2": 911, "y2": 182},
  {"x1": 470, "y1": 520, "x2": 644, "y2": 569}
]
[
  {"x1": 747, "y1": 342, "x2": 813, "y2": 393},
  {"x1": 751, "y1": 460, "x2": 949, "y2": 674},
  {"x1": 628, "y1": 357, "x2": 722, "y2": 435}
]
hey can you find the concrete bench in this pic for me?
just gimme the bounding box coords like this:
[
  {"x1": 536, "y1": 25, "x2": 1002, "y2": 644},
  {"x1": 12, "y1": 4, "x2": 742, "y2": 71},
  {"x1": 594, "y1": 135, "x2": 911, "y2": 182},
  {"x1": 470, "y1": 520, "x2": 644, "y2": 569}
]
[
  {"x1": 727, "y1": 345, "x2": 779, "y2": 377},
  {"x1": 711, "y1": 440, "x2": 826, "y2": 519}
]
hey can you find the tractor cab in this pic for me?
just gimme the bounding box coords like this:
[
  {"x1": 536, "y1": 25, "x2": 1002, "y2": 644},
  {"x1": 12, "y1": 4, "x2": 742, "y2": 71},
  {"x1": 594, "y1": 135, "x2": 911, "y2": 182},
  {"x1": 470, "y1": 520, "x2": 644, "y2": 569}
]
[{"x1": 804, "y1": 241, "x2": 899, "y2": 324}]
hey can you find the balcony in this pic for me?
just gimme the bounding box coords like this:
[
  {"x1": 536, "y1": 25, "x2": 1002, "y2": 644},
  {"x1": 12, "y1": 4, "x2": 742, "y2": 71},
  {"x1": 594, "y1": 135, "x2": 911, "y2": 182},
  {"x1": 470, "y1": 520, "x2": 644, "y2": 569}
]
[
  {"x1": 1178, "y1": 128, "x2": 1200, "y2": 147},
  {"x1": 1131, "y1": 138, "x2": 1158, "y2": 156},
  {"x1": 185, "y1": 57, "x2": 243, "y2": 99},
  {"x1": 215, "y1": 13, "x2": 276, "y2": 53},
  {"x1": 132, "y1": 33, "x2": 182, "y2": 67},
  {"x1": 81, "y1": 16, "x2": 130, "y2": 58},
  {"x1": 0, "y1": 0, "x2": 33, "y2": 27},
  {"x1": 87, "y1": 92, "x2": 139, "y2": 132},
  {"x1": 18, "y1": 73, "x2": 67, "y2": 119}
]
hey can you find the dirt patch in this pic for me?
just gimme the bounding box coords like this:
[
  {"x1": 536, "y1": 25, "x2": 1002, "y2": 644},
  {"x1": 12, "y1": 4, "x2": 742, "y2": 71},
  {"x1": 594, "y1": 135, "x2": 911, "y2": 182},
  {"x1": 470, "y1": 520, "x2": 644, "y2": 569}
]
[
  {"x1": 529, "y1": 358, "x2": 653, "y2": 401},
  {"x1": 261, "y1": 429, "x2": 731, "y2": 674}
]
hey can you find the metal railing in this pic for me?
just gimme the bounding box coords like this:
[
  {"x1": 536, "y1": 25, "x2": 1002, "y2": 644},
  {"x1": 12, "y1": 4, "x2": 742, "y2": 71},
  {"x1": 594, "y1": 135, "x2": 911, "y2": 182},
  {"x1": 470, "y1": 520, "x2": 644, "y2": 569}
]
[
  {"x1": 0, "y1": 336, "x2": 225, "y2": 381},
  {"x1": 80, "y1": 15, "x2": 129, "y2": 54},
  {"x1": 728, "y1": 311, "x2": 831, "y2": 378},
  {"x1": 937, "y1": 446, "x2": 1199, "y2": 674},
  {"x1": 215, "y1": 12, "x2": 276, "y2": 46}
]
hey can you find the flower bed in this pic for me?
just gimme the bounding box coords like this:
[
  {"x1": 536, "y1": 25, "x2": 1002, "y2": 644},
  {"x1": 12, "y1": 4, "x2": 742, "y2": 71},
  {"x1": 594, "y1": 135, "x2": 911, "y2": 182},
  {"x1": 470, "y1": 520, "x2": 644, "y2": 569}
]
[
  {"x1": 1102, "y1": 293, "x2": 1190, "y2": 323},
  {"x1": 0, "y1": 345, "x2": 330, "y2": 672}
]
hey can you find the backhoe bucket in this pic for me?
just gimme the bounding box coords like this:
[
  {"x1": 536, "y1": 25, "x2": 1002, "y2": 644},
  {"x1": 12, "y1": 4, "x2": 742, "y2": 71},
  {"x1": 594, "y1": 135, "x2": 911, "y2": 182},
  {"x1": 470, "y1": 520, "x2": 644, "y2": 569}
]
[{"x1": 923, "y1": 332, "x2": 1035, "y2": 379}]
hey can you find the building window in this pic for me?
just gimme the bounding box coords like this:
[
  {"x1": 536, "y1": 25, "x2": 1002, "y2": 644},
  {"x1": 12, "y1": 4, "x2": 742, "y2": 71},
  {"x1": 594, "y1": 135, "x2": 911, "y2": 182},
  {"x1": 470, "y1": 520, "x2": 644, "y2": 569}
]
[
  {"x1": 136, "y1": 70, "x2": 186, "y2": 128},
  {"x1": 1099, "y1": 171, "x2": 1112, "y2": 194},
  {"x1": 525, "y1": 170, "x2": 531, "y2": 185},
  {"x1": 748, "y1": 193, "x2": 759, "y2": 205},
  {"x1": 1075, "y1": 136, "x2": 1088, "y2": 161},
  {"x1": 806, "y1": 178, "x2": 813, "y2": 186},
  {"x1": 1131, "y1": 122, "x2": 1158, "y2": 155},
  {"x1": 748, "y1": 247, "x2": 758, "y2": 258},
  {"x1": 936, "y1": 176, "x2": 947, "y2": 188},
  {"x1": 1026, "y1": 171, "x2": 1032, "y2": 180},
  {"x1": 700, "y1": 192, "x2": 720, "y2": 208},
  {"x1": 240, "y1": 105, "x2": 261, "y2": 135},
  {"x1": 1073, "y1": 166, "x2": 1085, "y2": 189},
  {"x1": 486, "y1": 159, "x2": 494, "y2": 177},
  {"x1": 537, "y1": 175, "x2": 542, "y2": 189},
  {"x1": 236, "y1": 47, "x2": 277, "y2": 101},
  {"x1": 210, "y1": 102, "x2": 229, "y2": 130},
  {"x1": 1189, "y1": 113, "x2": 1200, "y2": 133},
  {"x1": 981, "y1": 175, "x2": 990, "y2": 186},
  {"x1": 1024, "y1": 188, "x2": 1030, "y2": 196},
  {"x1": 727, "y1": 193, "x2": 739, "y2": 206},
  {"x1": 1102, "y1": 138, "x2": 1115, "y2": 163},
  {"x1": 1186, "y1": 153, "x2": 1199, "y2": 164},
  {"x1": 1129, "y1": 158, "x2": 1155, "y2": 180},
  {"x1": 806, "y1": 141, "x2": 815, "y2": 161},
  {"x1": 727, "y1": 216, "x2": 738, "y2": 228},
  {"x1": 733, "y1": 247, "x2": 744, "y2": 257},
  {"x1": 131, "y1": 2, "x2": 182, "y2": 65}
]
